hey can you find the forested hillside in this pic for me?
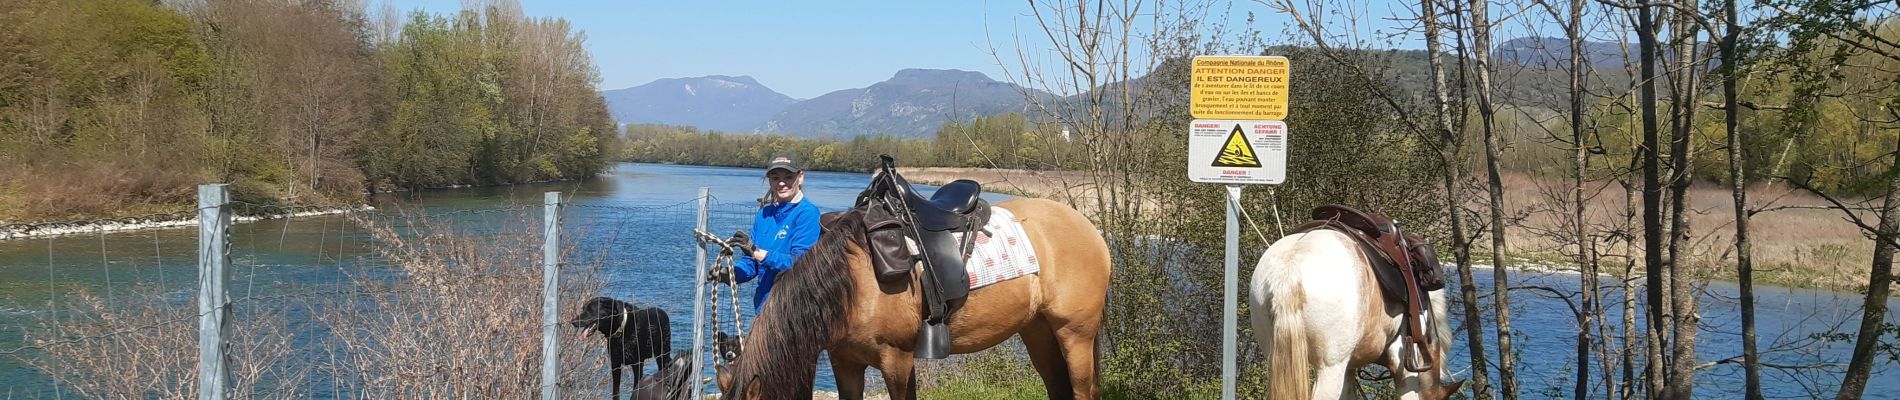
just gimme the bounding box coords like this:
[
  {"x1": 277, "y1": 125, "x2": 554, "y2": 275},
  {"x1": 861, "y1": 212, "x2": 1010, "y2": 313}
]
[{"x1": 0, "y1": 0, "x2": 616, "y2": 221}]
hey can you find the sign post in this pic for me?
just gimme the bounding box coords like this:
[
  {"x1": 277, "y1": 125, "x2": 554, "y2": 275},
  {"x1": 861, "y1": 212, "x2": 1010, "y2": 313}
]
[{"x1": 1187, "y1": 55, "x2": 1289, "y2": 400}]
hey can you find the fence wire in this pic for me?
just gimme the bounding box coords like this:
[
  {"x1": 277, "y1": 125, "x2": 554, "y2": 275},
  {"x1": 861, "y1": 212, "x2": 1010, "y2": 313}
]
[{"x1": 2, "y1": 192, "x2": 735, "y2": 399}]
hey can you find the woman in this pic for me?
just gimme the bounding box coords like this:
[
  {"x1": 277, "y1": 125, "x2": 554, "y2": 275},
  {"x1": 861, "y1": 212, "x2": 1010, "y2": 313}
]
[{"x1": 715, "y1": 152, "x2": 822, "y2": 313}]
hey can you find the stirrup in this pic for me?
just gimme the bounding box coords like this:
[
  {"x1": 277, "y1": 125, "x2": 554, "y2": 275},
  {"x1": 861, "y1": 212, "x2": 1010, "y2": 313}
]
[{"x1": 915, "y1": 322, "x2": 950, "y2": 359}]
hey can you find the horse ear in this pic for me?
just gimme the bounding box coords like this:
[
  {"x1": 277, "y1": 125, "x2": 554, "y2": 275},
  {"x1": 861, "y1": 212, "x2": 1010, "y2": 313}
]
[
  {"x1": 1439, "y1": 380, "x2": 1466, "y2": 399},
  {"x1": 820, "y1": 211, "x2": 844, "y2": 229},
  {"x1": 743, "y1": 376, "x2": 763, "y2": 400}
]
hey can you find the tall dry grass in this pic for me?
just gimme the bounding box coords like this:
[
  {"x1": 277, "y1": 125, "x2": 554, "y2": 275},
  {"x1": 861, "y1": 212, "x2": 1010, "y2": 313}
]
[
  {"x1": 310, "y1": 212, "x2": 612, "y2": 398},
  {"x1": 0, "y1": 161, "x2": 204, "y2": 222},
  {"x1": 19, "y1": 287, "x2": 304, "y2": 399},
  {"x1": 1495, "y1": 171, "x2": 1878, "y2": 291},
  {"x1": 16, "y1": 210, "x2": 628, "y2": 398}
]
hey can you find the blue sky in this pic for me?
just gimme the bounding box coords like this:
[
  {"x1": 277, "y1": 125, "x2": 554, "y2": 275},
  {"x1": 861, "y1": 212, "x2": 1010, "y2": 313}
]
[{"x1": 379, "y1": 1, "x2": 1544, "y2": 99}]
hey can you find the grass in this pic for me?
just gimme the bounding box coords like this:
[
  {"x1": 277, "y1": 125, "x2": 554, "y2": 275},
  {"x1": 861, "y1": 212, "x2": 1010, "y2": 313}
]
[
  {"x1": 911, "y1": 338, "x2": 1213, "y2": 400},
  {"x1": 919, "y1": 376, "x2": 1163, "y2": 400}
]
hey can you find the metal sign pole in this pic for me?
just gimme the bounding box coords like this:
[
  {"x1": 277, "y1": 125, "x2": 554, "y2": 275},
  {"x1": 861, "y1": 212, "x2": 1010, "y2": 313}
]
[
  {"x1": 1188, "y1": 54, "x2": 1290, "y2": 400},
  {"x1": 1223, "y1": 184, "x2": 1241, "y2": 400}
]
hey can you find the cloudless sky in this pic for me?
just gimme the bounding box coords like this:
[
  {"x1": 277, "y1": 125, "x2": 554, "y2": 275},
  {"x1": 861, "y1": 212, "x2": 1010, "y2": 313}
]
[{"x1": 380, "y1": 1, "x2": 1547, "y2": 99}]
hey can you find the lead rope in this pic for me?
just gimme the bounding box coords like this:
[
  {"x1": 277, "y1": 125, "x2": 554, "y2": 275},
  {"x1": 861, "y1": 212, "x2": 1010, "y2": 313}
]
[
  {"x1": 697, "y1": 229, "x2": 746, "y2": 363},
  {"x1": 708, "y1": 251, "x2": 723, "y2": 361},
  {"x1": 727, "y1": 252, "x2": 743, "y2": 358}
]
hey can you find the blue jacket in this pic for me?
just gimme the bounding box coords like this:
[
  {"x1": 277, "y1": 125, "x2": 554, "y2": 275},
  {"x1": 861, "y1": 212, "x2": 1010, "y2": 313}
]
[{"x1": 733, "y1": 194, "x2": 821, "y2": 312}]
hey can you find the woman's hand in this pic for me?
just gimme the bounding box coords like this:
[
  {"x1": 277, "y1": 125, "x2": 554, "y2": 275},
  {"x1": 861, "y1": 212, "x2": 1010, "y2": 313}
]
[{"x1": 728, "y1": 230, "x2": 761, "y2": 258}]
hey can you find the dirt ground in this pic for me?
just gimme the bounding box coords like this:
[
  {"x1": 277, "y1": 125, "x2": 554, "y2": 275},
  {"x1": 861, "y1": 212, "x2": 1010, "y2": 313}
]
[{"x1": 901, "y1": 167, "x2": 1886, "y2": 293}]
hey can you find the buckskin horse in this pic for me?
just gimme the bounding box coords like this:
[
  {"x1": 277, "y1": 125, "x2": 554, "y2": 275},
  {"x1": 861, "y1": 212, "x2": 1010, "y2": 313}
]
[
  {"x1": 715, "y1": 197, "x2": 1111, "y2": 400},
  {"x1": 1248, "y1": 207, "x2": 1463, "y2": 400}
]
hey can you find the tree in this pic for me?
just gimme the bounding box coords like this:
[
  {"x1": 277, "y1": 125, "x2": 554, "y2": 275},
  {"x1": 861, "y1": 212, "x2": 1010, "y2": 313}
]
[{"x1": 1758, "y1": 4, "x2": 1900, "y2": 398}]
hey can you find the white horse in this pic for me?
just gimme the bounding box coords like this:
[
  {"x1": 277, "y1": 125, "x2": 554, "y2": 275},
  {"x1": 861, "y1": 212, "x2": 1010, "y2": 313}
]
[{"x1": 1249, "y1": 229, "x2": 1463, "y2": 400}]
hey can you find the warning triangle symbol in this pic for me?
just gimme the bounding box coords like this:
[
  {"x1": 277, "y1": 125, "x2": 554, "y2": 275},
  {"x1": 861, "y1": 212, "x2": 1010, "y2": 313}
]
[{"x1": 1212, "y1": 124, "x2": 1263, "y2": 168}]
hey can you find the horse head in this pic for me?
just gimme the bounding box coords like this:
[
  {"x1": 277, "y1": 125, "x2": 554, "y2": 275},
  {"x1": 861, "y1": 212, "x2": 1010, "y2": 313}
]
[{"x1": 711, "y1": 210, "x2": 867, "y2": 400}]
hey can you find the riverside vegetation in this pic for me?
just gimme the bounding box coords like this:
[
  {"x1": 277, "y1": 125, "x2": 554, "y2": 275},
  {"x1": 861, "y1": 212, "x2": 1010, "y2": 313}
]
[{"x1": 0, "y1": 0, "x2": 618, "y2": 222}]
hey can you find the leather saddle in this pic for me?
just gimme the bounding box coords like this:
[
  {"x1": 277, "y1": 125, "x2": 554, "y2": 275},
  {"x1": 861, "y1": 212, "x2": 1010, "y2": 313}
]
[
  {"x1": 854, "y1": 155, "x2": 989, "y2": 359},
  {"x1": 1292, "y1": 204, "x2": 1445, "y2": 372}
]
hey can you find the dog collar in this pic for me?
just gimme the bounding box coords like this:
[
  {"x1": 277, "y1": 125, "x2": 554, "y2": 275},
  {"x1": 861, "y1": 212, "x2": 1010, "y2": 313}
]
[{"x1": 610, "y1": 307, "x2": 630, "y2": 337}]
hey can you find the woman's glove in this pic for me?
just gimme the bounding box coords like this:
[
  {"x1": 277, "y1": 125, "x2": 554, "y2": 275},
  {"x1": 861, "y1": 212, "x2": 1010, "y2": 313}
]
[
  {"x1": 708, "y1": 262, "x2": 733, "y2": 284},
  {"x1": 727, "y1": 230, "x2": 759, "y2": 256}
]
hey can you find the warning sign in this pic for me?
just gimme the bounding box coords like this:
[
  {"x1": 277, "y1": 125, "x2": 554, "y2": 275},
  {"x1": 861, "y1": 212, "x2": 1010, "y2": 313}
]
[
  {"x1": 1212, "y1": 125, "x2": 1262, "y2": 168},
  {"x1": 1190, "y1": 55, "x2": 1290, "y2": 120},
  {"x1": 1188, "y1": 120, "x2": 1286, "y2": 184}
]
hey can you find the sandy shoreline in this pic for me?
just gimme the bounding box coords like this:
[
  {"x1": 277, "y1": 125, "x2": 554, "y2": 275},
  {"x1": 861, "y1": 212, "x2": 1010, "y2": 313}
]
[{"x1": 0, "y1": 206, "x2": 373, "y2": 241}]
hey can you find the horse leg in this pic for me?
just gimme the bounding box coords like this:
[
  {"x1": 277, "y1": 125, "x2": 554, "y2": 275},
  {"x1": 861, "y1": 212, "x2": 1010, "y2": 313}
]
[
  {"x1": 1018, "y1": 319, "x2": 1073, "y2": 399},
  {"x1": 1052, "y1": 317, "x2": 1102, "y2": 399},
  {"x1": 878, "y1": 350, "x2": 918, "y2": 400},
  {"x1": 1310, "y1": 362, "x2": 1351, "y2": 400},
  {"x1": 831, "y1": 355, "x2": 870, "y2": 400}
]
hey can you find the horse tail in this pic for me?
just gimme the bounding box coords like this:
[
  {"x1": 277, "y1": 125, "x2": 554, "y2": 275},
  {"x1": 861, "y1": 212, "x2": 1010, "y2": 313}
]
[{"x1": 1265, "y1": 251, "x2": 1311, "y2": 400}]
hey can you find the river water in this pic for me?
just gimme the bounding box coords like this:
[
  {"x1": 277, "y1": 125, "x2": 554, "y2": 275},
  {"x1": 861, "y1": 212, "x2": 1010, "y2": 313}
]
[{"x1": 0, "y1": 163, "x2": 1893, "y2": 398}]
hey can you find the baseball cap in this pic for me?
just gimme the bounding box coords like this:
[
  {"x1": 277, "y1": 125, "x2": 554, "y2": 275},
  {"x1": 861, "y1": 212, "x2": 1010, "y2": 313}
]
[{"x1": 766, "y1": 152, "x2": 802, "y2": 173}]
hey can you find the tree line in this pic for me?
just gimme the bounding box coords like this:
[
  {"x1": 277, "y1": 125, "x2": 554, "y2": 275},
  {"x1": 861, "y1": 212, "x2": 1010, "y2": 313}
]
[
  {"x1": 618, "y1": 113, "x2": 1088, "y2": 171},
  {"x1": 0, "y1": 0, "x2": 616, "y2": 221}
]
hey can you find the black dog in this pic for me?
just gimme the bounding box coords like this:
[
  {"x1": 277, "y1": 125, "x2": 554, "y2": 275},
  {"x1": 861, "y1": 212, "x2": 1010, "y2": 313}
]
[{"x1": 571, "y1": 296, "x2": 673, "y2": 400}]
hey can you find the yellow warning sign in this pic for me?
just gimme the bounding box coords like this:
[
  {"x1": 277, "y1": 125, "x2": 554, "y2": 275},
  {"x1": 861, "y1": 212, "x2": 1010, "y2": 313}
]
[
  {"x1": 1213, "y1": 125, "x2": 1261, "y2": 167},
  {"x1": 1190, "y1": 55, "x2": 1289, "y2": 120}
]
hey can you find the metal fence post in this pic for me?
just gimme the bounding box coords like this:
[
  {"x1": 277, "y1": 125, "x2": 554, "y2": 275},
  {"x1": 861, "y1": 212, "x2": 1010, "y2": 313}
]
[
  {"x1": 540, "y1": 192, "x2": 563, "y2": 399},
  {"x1": 197, "y1": 184, "x2": 230, "y2": 400},
  {"x1": 689, "y1": 187, "x2": 710, "y2": 400}
]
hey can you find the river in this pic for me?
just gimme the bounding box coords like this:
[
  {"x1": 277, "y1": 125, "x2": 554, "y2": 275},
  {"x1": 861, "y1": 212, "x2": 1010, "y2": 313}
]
[{"x1": 0, "y1": 163, "x2": 1893, "y2": 398}]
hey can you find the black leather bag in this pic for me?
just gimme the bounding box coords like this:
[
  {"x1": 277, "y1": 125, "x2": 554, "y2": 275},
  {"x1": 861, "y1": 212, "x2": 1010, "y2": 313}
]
[{"x1": 861, "y1": 199, "x2": 920, "y2": 281}]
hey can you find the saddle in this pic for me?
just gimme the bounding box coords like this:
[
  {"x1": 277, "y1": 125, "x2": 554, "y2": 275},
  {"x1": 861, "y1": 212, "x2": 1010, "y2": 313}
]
[
  {"x1": 1292, "y1": 204, "x2": 1445, "y2": 372},
  {"x1": 854, "y1": 155, "x2": 989, "y2": 359}
]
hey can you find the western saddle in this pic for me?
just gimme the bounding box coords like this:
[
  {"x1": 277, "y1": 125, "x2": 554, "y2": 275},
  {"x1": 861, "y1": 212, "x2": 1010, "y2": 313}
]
[
  {"x1": 854, "y1": 155, "x2": 990, "y2": 359},
  {"x1": 1292, "y1": 204, "x2": 1446, "y2": 373}
]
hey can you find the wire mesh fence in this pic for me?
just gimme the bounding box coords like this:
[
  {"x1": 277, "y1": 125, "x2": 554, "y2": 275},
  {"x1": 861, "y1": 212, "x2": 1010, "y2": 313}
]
[{"x1": 0, "y1": 185, "x2": 762, "y2": 399}]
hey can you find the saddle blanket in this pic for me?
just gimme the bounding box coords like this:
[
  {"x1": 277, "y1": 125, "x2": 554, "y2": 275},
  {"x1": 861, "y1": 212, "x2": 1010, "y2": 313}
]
[{"x1": 958, "y1": 206, "x2": 1042, "y2": 290}]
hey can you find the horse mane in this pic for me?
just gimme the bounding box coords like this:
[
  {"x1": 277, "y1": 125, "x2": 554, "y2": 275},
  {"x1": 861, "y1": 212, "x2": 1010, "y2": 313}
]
[{"x1": 729, "y1": 212, "x2": 863, "y2": 397}]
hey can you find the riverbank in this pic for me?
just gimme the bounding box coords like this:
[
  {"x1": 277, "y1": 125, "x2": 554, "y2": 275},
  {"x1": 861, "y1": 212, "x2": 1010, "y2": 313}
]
[
  {"x1": 0, "y1": 175, "x2": 608, "y2": 241},
  {"x1": 0, "y1": 205, "x2": 374, "y2": 241},
  {"x1": 900, "y1": 167, "x2": 1888, "y2": 295}
]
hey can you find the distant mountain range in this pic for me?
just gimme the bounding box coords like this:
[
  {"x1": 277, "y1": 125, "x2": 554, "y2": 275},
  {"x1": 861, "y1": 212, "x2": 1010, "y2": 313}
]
[
  {"x1": 602, "y1": 38, "x2": 1638, "y2": 138},
  {"x1": 604, "y1": 69, "x2": 1041, "y2": 138},
  {"x1": 1493, "y1": 37, "x2": 1634, "y2": 69},
  {"x1": 600, "y1": 75, "x2": 795, "y2": 133}
]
